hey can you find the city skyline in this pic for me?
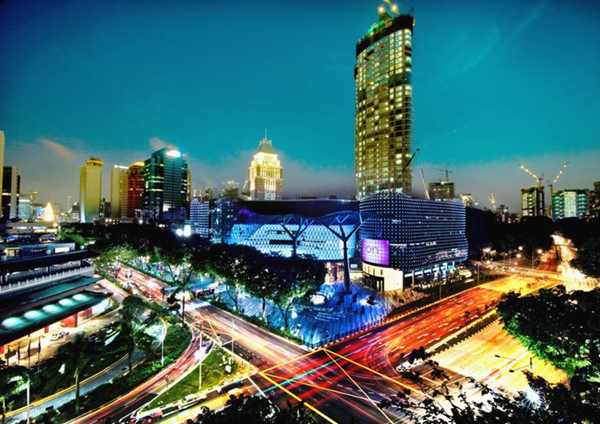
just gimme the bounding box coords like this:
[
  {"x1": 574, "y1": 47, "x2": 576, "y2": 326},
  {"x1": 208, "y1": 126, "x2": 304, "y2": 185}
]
[{"x1": 2, "y1": 0, "x2": 600, "y2": 210}]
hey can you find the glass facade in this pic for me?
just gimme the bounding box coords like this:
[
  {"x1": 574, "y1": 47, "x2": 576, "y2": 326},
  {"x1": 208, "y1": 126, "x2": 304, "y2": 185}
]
[
  {"x1": 355, "y1": 11, "x2": 415, "y2": 199},
  {"x1": 360, "y1": 192, "x2": 467, "y2": 274},
  {"x1": 143, "y1": 148, "x2": 189, "y2": 222}
]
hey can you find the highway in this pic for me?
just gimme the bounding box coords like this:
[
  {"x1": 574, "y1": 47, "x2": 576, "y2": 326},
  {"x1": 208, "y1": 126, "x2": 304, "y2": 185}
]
[
  {"x1": 82, "y1": 267, "x2": 558, "y2": 423},
  {"x1": 253, "y1": 273, "x2": 561, "y2": 423}
]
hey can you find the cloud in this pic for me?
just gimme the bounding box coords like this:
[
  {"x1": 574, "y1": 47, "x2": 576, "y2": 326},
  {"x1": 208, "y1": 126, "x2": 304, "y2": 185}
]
[
  {"x1": 39, "y1": 138, "x2": 77, "y2": 160},
  {"x1": 149, "y1": 137, "x2": 176, "y2": 151}
]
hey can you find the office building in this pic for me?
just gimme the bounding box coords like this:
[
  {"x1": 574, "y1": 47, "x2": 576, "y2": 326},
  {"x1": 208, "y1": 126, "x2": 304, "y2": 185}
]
[
  {"x1": 17, "y1": 198, "x2": 32, "y2": 222},
  {"x1": 126, "y1": 161, "x2": 144, "y2": 219},
  {"x1": 79, "y1": 158, "x2": 104, "y2": 223},
  {"x1": 429, "y1": 181, "x2": 455, "y2": 201},
  {"x1": 190, "y1": 198, "x2": 210, "y2": 237},
  {"x1": 355, "y1": 7, "x2": 415, "y2": 199},
  {"x1": 521, "y1": 186, "x2": 545, "y2": 217},
  {"x1": 552, "y1": 189, "x2": 589, "y2": 220},
  {"x1": 248, "y1": 136, "x2": 283, "y2": 200},
  {"x1": 2, "y1": 166, "x2": 20, "y2": 220},
  {"x1": 110, "y1": 165, "x2": 129, "y2": 219},
  {"x1": 143, "y1": 148, "x2": 189, "y2": 223},
  {"x1": 360, "y1": 191, "x2": 468, "y2": 292}
]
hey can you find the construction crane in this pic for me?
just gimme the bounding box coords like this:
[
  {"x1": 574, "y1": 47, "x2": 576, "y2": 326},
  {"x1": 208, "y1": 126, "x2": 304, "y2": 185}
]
[
  {"x1": 519, "y1": 164, "x2": 544, "y2": 187},
  {"x1": 420, "y1": 168, "x2": 430, "y2": 200},
  {"x1": 434, "y1": 167, "x2": 453, "y2": 182},
  {"x1": 549, "y1": 161, "x2": 568, "y2": 198},
  {"x1": 518, "y1": 162, "x2": 570, "y2": 218}
]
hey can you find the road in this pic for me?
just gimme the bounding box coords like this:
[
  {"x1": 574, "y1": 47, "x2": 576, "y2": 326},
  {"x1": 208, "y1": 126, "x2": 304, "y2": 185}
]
[
  {"x1": 109, "y1": 267, "x2": 558, "y2": 423},
  {"x1": 252, "y1": 274, "x2": 561, "y2": 424}
]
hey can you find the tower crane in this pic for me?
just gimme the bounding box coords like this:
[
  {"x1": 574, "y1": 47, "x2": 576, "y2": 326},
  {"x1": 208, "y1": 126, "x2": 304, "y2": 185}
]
[
  {"x1": 519, "y1": 164, "x2": 544, "y2": 187},
  {"x1": 518, "y1": 162, "x2": 570, "y2": 218},
  {"x1": 420, "y1": 168, "x2": 430, "y2": 200},
  {"x1": 549, "y1": 161, "x2": 568, "y2": 199},
  {"x1": 434, "y1": 168, "x2": 453, "y2": 182}
]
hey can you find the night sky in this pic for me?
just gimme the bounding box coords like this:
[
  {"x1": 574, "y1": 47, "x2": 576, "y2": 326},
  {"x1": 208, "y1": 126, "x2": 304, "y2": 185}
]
[{"x1": 1, "y1": 0, "x2": 599, "y2": 210}]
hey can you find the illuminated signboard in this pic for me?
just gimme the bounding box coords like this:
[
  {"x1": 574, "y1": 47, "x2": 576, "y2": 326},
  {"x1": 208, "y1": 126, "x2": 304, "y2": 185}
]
[{"x1": 361, "y1": 239, "x2": 390, "y2": 266}]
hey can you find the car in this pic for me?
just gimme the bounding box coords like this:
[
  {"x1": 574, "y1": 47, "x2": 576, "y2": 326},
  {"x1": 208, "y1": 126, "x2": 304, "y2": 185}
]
[{"x1": 50, "y1": 331, "x2": 68, "y2": 341}]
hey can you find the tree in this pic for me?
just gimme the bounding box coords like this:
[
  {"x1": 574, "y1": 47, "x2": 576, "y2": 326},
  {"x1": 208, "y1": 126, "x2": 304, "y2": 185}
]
[
  {"x1": 573, "y1": 238, "x2": 600, "y2": 278},
  {"x1": 56, "y1": 333, "x2": 103, "y2": 415},
  {"x1": 154, "y1": 246, "x2": 195, "y2": 323},
  {"x1": 119, "y1": 295, "x2": 158, "y2": 372},
  {"x1": 194, "y1": 395, "x2": 318, "y2": 424},
  {"x1": 0, "y1": 365, "x2": 28, "y2": 424}
]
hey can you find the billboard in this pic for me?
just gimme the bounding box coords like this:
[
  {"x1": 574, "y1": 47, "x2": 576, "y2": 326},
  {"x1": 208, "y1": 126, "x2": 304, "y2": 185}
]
[{"x1": 361, "y1": 239, "x2": 390, "y2": 266}]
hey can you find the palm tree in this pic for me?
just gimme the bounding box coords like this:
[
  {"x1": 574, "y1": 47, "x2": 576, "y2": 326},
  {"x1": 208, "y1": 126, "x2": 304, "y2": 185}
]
[
  {"x1": 119, "y1": 295, "x2": 158, "y2": 372},
  {"x1": 0, "y1": 365, "x2": 29, "y2": 424},
  {"x1": 56, "y1": 333, "x2": 102, "y2": 415}
]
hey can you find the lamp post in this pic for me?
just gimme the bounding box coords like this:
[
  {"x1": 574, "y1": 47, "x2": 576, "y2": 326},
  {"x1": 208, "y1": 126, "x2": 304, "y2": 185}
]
[{"x1": 26, "y1": 374, "x2": 30, "y2": 424}]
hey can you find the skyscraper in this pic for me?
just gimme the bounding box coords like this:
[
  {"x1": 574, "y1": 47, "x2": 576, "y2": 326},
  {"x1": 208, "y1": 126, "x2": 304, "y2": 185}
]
[
  {"x1": 127, "y1": 161, "x2": 145, "y2": 219},
  {"x1": 143, "y1": 148, "x2": 189, "y2": 222},
  {"x1": 2, "y1": 166, "x2": 20, "y2": 220},
  {"x1": 248, "y1": 136, "x2": 283, "y2": 200},
  {"x1": 190, "y1": 197, "x2": 210, "y2": 237},
  {"x1": 355, "y1": 5, "x2": 415, "y2": 199},
  {"x1": 521, "y1": 186, "x2": 545, "y2": 218},
  {"x1": 110, "y1": 165, "x2": 129, "y2": 218},
  {"x1": 80, "y1": 157, "x2": 104, "y2": 223}
]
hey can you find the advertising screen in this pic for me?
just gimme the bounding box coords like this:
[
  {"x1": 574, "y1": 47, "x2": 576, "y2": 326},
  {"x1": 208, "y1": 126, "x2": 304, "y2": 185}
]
[{"x1": 361, "y1": 239, "x2": 390, "y2": 266}]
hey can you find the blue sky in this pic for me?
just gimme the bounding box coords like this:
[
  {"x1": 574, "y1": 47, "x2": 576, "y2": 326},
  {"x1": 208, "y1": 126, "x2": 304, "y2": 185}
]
[{"x1": 1, "y1": 0, "x2": 599, "y2": 210}]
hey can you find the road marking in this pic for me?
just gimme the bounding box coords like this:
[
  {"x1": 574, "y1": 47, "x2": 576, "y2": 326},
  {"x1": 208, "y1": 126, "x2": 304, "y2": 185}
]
[
  {"x1": 262, "y1": 372, "x2": 371, "y2": 401},
  {"x1": 323, "y1": 349, "x2": 433, "y2": 400},
  {"x1": 258, "y1": 371, "x2": 337, "y2": 424},
  {"x1": 324, "y1": 349, "x2": 395, "y2": 424}
]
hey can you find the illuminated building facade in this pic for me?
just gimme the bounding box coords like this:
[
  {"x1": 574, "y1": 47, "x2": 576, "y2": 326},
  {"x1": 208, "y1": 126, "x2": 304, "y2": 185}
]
[
  {"x1": 190, "y1": 198, "x2": 210, "y2": 237},
  {"x1": 355, "y1": 7, "x2": 415, "y2": 199},
  {"x1": 2, "y1": 166, "x2": 20, "y2": 220},
  {"x1": 248, "y1": 137, "x2": 283, "y2": 200},
  {"x1": 212, "y1": 199, "x2": 359, "y2": 262},
  {"x1": 521, "y1": 186, "x2": 545, "y2": 217},
  {"x1": 360, "y1": 192, "x2": 468, "y2": 292},
  {"x1": 79, "y1": 158, "x2": 104, "y2": 223},
  {"x1": 127, "y1": 161, "x2": 145, "y2": 219},
  {"x1": 551, "y1": 189, "x2": 589, "y2": 220},
  {"x1": 143, "y1": 148, "x2": 189, "y2": 222},
  {"x1": 110, "y1": 165, "x2": 129, "y2": 218}
]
